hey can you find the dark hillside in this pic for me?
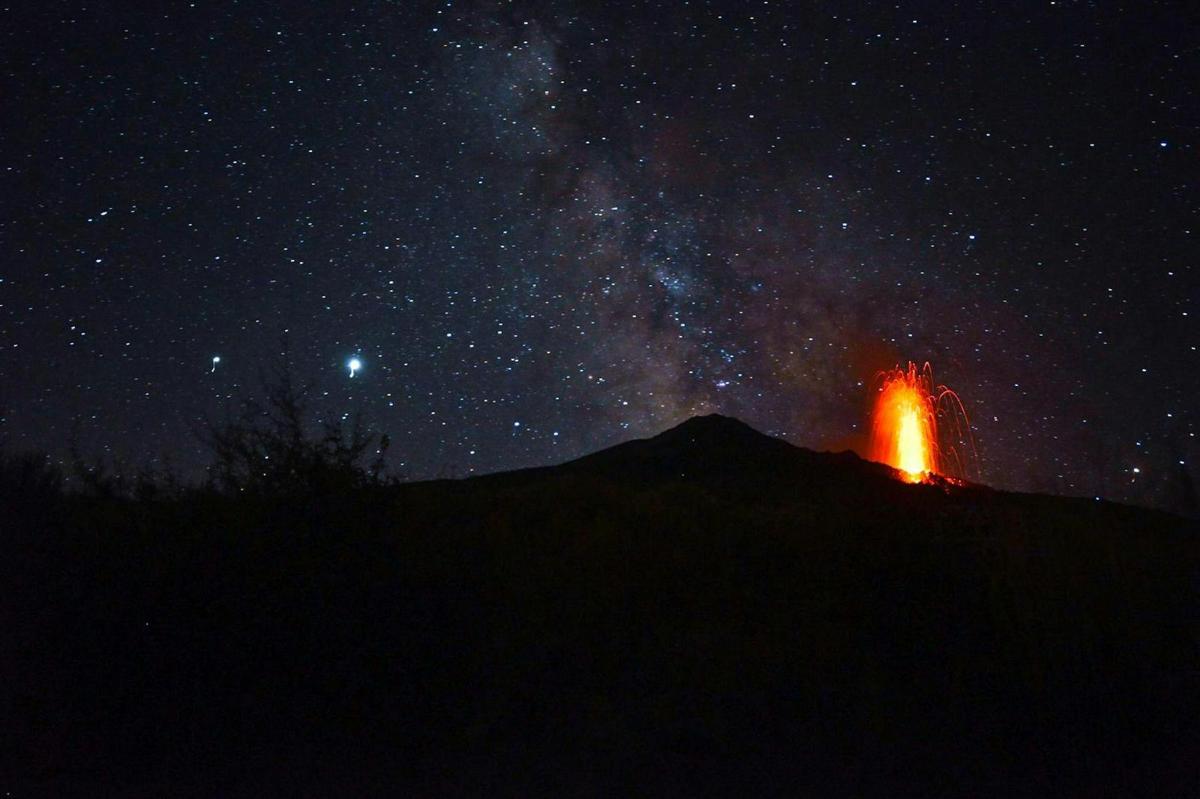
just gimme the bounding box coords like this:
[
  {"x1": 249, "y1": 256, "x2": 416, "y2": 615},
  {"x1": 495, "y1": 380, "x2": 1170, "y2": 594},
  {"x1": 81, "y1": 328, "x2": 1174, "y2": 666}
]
[{"x1": 5, "y1": 416, "x2": 1198, "y2": 796}]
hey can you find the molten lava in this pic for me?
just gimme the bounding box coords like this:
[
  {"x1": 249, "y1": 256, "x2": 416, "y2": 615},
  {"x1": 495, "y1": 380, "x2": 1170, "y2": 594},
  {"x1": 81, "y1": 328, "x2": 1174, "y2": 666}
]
[{"x1": 868, "y1": 361, "x2": 973, "y2": 483}]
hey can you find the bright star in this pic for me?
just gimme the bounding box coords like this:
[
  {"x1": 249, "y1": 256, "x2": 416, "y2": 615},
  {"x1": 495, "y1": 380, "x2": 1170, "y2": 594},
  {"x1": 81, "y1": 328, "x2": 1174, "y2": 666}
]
[
  {"x1": 211, "y1": 355, "x2": 221, "y2": 372},
  {"x1": 348, "y1": 357, "x2": 362, "y2": 377}
]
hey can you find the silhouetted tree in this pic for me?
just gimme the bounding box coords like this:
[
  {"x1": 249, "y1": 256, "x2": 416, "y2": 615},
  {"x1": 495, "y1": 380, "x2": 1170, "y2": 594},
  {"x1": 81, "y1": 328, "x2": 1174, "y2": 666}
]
[
  {"x1": 0, "y1": 450, "x2": 64, "y2": 505},
  {"x1": 1161, "y1": 440, "x2": 1199, "y2": 518},
  {"x1": 200, "y1": 361, "x2": 391, "y2": 496}
]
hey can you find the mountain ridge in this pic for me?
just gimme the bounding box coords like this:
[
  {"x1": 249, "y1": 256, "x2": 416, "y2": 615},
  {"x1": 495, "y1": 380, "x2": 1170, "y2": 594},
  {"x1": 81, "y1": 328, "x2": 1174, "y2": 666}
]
[
  {"x1": 463, "y1": 412, "x2": 899, "y2": 491},
  {"x1": 463, "y1": 413, "x2": 1188, "y2": 524}
]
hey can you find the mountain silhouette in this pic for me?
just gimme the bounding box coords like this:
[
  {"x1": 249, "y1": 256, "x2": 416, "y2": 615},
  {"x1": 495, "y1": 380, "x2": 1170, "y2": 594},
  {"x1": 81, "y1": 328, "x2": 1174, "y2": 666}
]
[
  {"x1": 487, "y1": 413, "x2": 891, "y2": 490},
  {"x1": 562, "y1": 413, "x2": 845, "y2": 482},
  {"x1": 5, "y1": 415, "x2": 1198, "y2": 797}
]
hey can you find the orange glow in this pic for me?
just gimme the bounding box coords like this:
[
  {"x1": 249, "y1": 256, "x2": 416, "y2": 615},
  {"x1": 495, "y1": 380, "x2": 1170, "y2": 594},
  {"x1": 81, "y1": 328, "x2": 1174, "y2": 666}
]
[{"x1": 868, "y1": 362, "x2": 974, "y2": 483}]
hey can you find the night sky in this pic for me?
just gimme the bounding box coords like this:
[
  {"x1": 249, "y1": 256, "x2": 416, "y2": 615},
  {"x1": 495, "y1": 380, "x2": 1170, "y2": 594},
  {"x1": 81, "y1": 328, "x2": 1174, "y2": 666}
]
[{"x1": 2, "y1": 2, "x2": 1196, "y2": 510}]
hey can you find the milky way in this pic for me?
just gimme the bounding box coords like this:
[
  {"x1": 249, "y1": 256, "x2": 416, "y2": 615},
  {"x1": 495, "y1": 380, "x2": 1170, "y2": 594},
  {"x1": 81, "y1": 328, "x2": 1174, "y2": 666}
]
[{"x1": 1, "y1": 2, "x2": 1196, "y2": 510}]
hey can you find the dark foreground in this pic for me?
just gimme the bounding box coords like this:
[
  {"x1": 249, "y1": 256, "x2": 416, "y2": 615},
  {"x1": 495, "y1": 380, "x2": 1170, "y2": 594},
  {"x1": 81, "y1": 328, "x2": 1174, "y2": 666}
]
[{"x1": 5, "y1": 416, "x2": 1198, "y2": 796}]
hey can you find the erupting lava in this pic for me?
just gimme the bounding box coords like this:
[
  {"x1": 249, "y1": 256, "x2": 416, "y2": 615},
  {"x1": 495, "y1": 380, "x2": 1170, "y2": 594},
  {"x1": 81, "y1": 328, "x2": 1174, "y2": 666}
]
[{"x1": 868, "y1": 361, "x2": 974, "y2": 483}]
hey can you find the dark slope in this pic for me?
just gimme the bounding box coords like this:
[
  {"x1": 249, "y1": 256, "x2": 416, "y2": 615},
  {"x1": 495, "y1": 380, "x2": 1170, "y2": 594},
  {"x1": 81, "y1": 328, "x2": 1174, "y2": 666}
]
[
  {"x1": 5, "y1": 416, "x2": 1199, "y2": 797},
  {"x1": 476, "y1": 413, "x2": 904, "y2": 500},
  {"x1": 561, "y1": 413, "x2": 884, "y2": 493}
]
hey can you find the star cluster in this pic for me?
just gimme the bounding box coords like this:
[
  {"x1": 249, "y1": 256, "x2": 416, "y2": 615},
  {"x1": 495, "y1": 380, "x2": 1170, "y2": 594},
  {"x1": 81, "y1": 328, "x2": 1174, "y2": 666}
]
[{"x1": 1, "y1": 1, "x2": 1196, "y2": 510}]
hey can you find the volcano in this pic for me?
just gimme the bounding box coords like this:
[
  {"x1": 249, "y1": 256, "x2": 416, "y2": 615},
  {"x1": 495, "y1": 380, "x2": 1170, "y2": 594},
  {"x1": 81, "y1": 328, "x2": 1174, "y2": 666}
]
[{"x1": 6, "y1": 415, "x2": 1198, "y2": 797}]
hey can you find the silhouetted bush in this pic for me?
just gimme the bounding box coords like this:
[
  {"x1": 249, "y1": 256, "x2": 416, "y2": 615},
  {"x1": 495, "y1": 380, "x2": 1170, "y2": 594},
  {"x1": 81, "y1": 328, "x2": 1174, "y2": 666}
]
[
  {"x1": 0, "y1": 449, "x2": 63, "y2": 505},
  {"x1": 200, "y1": 364, "x2": 392, "y2": 497}
]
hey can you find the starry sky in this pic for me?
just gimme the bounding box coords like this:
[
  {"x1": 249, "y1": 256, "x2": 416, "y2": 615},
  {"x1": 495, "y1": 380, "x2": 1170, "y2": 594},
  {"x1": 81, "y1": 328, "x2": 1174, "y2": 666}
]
[{"x1": 2, "y1": 1, "x2": 1197, "y2": 510}]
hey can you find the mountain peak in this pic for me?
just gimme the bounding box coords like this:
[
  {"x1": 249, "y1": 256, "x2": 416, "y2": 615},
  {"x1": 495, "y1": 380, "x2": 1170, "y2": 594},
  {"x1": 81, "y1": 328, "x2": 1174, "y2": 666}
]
[
  {"x1": 489, "y1": 413, "x2": 885, "y2": 494},
  {"x1": 654, "y1": 413, "x2": 770, "y2": 443},
  {"x1": 557, "y1": 413, "x2": 802, "y2": 486}
]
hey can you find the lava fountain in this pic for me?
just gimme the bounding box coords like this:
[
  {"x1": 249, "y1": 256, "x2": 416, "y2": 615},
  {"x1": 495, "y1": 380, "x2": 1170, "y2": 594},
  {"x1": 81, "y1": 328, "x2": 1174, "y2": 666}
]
[{"x1": 868, "y1": 361, "x2": 974, "y2": 483}]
